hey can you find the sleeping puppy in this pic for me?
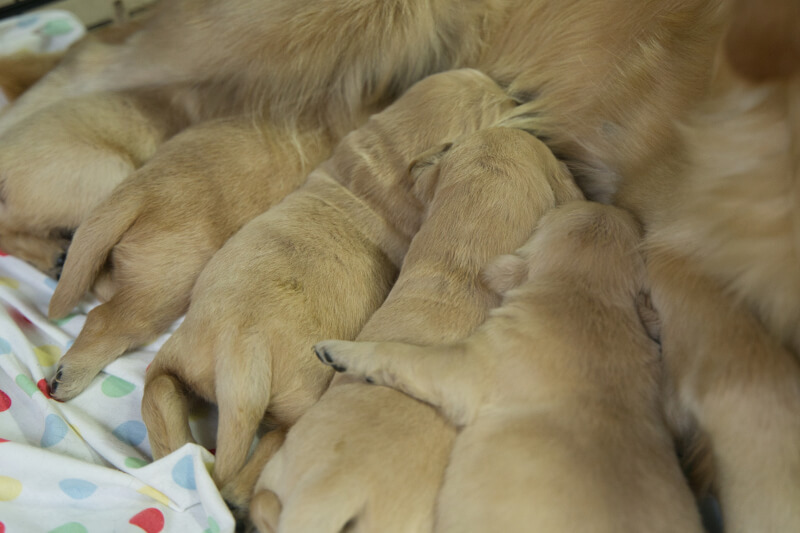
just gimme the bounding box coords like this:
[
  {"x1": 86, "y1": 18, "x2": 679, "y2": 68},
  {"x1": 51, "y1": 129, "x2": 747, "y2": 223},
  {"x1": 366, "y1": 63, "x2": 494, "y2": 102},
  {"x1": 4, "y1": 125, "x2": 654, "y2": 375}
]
[
  {"x1": 0, "y1": 87, "x2": 188, "y2": 276},
  {"x1": 141, "y1": 69, "x2": 518, "y2": 517},
  {"x1": 250, "y1": 126, "x2": 583, "y2": 533},
  {"x1": 314, "y1": 201, "x2": 703, "y2": 533},
  {"x1": 47, "y1": 117, "x2": 333, "y2": 400}
]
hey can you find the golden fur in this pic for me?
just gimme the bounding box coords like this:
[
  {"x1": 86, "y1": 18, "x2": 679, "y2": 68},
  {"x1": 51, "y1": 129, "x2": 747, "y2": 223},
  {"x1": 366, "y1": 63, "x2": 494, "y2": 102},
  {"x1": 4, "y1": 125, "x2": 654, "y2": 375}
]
[
  {"x1": 140, "y1": 70, "x2": 518, "y2": 516},
  {"x1": 314, "y1": 202, "x2": 702, "y2": 533},
  {"x1": 251, "y1": 126, "x2": 582, "y2": 532},
  {"x1": 0, "y1": 87, "x2": 188, "y2": 275},
  {"x1": 47, "y1": 117, "x2": 333, "y2": 400}
]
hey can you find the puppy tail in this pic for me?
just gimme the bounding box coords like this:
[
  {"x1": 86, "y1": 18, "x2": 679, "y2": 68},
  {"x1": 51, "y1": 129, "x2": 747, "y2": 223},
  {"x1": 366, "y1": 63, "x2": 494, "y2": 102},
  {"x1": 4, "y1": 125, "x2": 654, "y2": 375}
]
[{"x1": 48, "y1": 187, "x2": 143, "y2": 318}]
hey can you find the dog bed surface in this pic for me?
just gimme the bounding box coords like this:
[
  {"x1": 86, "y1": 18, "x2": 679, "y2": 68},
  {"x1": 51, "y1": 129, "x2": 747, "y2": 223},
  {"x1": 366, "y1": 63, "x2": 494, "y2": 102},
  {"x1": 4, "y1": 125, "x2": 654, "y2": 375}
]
[{"x1": 0, "y1": 252, "x2": 234, "y2": 532}]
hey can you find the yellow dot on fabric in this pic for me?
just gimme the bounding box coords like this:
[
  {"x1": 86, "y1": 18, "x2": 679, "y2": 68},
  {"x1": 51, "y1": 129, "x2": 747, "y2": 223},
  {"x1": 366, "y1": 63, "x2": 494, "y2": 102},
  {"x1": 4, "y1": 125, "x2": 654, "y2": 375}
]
[
  {"x1": 68, "y1": 423, "x2": 82, "y2": 440},
  {"x1": 137, "y1": 485, "x2": 171, "y2": 507},
  {"x1": 34, "y1": 345, "x2": 61, "y2": 367},
  {"x1": 0, "y1": 476, "x2": 22, "y2": 501},
  {"x1": 0, "y1": 277, "x2": 19, "y2": 289}
]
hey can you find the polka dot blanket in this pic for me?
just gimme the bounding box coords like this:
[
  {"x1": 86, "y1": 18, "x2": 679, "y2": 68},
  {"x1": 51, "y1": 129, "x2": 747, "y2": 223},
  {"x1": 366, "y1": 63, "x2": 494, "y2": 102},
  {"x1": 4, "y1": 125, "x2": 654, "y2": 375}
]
[{"x1": 0, "y1": 252, "x2": 235, "y2": 532}]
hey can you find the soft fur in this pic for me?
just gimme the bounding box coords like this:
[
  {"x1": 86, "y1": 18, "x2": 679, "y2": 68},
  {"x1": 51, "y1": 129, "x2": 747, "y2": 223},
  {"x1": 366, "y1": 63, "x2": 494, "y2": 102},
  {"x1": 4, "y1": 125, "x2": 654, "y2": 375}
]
[
  {"x1": 140, "y1": 70, "x2": 518, "y2": 517},
  {"x1": 47, "y1": 117, "x2": 333, "y2": 400},
  {"x1": 314, "y1": 202, "x2": 702, "y2": 533},
  {"x1": 0, "y1": 87, "x2": 188, "y2": 275},
  {"x1": 640, "y1": 12, "x2": 800, "y2": 531},
  {"x1": 251, "y1": 126, "x2": 582, "y2": 533}
]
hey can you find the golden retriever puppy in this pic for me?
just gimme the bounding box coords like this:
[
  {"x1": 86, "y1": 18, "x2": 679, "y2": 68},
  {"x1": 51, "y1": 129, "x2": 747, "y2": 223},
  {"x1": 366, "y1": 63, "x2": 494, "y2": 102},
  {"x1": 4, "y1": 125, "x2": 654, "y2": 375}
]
[
  {"x1": 141, "y1": 70, "x2": 518, "y2": 516},
  {"x1": 0, "y1": 87, "x2": 188, "y2": 276},
  {"x1": 47, "y1": 117, "x2": 333, "y2": 400},
  {"x1": 251, "y1": 127, "x2": 583, "y2": 533},
  {"x1": 0, "y1": 51, "x2": 64, "y2": 104},
  {"x1": 314, "y1": 202, "x2": 703, "y2": 533}
]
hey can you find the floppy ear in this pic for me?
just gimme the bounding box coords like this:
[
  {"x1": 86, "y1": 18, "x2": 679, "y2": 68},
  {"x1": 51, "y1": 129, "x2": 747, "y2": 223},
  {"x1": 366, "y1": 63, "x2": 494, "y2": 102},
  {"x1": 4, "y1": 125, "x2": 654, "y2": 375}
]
[
  {"x1": 725, "y1": 0, "x2": 800, "y2": 81},
  {"x1": 408, "y1": 142, "x2": 452, "y2": 205},
  {"x1": 481, "y1": 253, "x2": 528, "y2": 295}
]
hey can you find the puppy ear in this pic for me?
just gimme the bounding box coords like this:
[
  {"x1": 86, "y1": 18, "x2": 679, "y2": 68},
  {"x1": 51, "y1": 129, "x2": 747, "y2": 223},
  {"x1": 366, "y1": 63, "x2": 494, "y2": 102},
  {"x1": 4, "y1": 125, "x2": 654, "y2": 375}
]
[
  {"x1": 481, "y1": 253, "x2": 528, "y2": 295},
  {"x1": 636, "y1": 290, "x2": 662, "y2": 344},
  {"x1": 409, "y1": 142, "x2": 452, "y2": 204}
]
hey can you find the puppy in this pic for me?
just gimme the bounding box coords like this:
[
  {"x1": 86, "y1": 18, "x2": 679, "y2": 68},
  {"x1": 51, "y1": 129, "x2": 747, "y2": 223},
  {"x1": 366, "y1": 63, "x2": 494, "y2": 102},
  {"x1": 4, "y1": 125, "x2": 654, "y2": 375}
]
[
  {"x1": 0, "y1": 51, "x2": 64, "y2": 105},
  {"x1": 250, "y1": 126, "x2": 582, "y2": 533},
  {"x1": 314, "y1": 201, "x2": 703, "y2": 533},
  {"x1": 141, "y1": 70, "x2": 518, "y2": 517},
  {"x1": 0, "y1": 87, "x2": 188, "y2": 276},
  {"x1": 47, "y1": 117, "x2": 333, "y2": 400}
]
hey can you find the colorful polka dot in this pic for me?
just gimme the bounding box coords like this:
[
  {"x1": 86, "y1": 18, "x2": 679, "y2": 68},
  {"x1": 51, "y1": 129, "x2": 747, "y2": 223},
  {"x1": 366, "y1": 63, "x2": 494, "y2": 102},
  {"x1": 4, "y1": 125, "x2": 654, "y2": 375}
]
[
  {"x1": 41, "y1": 414, "x2": 68, "y2": 447},
  {"x1": 0, "y1": 390, "x2": 9, "y2": 412},
  {"x1": 0, "y1": 476, "x2": 22, "y2": 501},
  {"x1": 8, "y1": 309, "x2": 31, "y2": 328},
  {"x1": 171, "y1": 455, "x2": 196, "y2": 490},
  {"x1": 0, "y1": 277, "x2": 19, "y2": 289},
  {"x1": 0, "y1": 439, "x2": 8, "y2": 443},
  {"x1": 137, "y1": 486, "x2": 171, "y2": 507},
  {"x1": 0, "y1": 338, "x2": 11, "y2": 354},
  {"x1": 54, "y1": 314, "x2": 77, "y2": 327},
  {"x1": 129, "y1": 508, "x2": 165, "y2": 533},
  {"x1": 112, "y1": 420, "x2": 147, "y2": 446},
  {"x1": 48, "y1": 523, "x2": 87, "y2": 533},
  {"x1": 44, "y1": 277, "x2": 58, "y2": 290},
  {"x1": 59, "y1": 479, "x2": 97, "y2": 500},
  {"x1": 34, "y1": 345, "x2": 61, "y2": 367},
  {"x1": 37, "y1": 379, "x2": 51, "y2": 399},
  {"x1": 0, "y1": 519, "x2": 5, "y2": 533},
  {"x1": 15, "y1": 374, "x2": 38, "y2": 396},
  {"x1": 101, "y1": 375, "x2": 135, "y2": 398},
  {"x1": 125, "y1": 456, "x2": 148, "y2": 469},
  {"x1": 42, "y1": 19, "x2": 74, "y2": 36},
  {"x1": 203, "y1": 517, "x2": 220, "y2": 533}
]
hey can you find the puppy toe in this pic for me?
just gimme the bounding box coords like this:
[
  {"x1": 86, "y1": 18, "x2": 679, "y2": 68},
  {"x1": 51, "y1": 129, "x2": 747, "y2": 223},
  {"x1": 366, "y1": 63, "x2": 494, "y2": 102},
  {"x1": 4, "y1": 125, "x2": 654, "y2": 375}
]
[{"x1": 49, "y1": 363, "x2": 95, "y2": 401}]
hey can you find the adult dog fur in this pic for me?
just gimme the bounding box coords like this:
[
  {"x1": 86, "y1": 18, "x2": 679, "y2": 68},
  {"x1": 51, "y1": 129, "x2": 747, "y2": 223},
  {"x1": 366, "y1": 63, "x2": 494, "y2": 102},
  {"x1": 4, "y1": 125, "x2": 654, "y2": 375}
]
[
  {"x1": 641, "y1": 8, "x2": 800, "y2": 530},
  {"x1": 251, "y1": 126, "x2": 582, "y2": 533},
  {"x1": 314, "y1": 202, "x2": 702, "y2": 533},
  {"x1": 141, "y1": 70, "x2": 518, "y2": 515}
]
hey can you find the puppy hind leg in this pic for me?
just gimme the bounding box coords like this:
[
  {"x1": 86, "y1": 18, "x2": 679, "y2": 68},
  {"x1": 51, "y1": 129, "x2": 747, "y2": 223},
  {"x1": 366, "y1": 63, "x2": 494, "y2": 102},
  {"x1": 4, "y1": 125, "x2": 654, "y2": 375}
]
[
  {"x1": 142, "y1": 363, "x2": 196, "y2": 460},
  {"x1": 314, "y1": 340, "x2": 481, "y2": 425},
  {"x1": 221, "y1": 429, "x2": 287, "y2": 523},
  {"x1": 250, "y1": 489, "x2": 282, "y2": 533},
  {"x1": 277, "y1": 474, "x2": 367, "y2": 533},
  {"x1": 212, "y1": 335, "x2": 273, "y2": 490}
]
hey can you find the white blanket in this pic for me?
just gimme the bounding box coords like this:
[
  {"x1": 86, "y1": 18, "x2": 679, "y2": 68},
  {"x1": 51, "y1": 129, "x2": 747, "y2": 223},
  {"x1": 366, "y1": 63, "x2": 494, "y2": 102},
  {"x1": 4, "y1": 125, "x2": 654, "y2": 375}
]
[{"x1": 0, "y1": 252, "x2": 235, "y2": 532}]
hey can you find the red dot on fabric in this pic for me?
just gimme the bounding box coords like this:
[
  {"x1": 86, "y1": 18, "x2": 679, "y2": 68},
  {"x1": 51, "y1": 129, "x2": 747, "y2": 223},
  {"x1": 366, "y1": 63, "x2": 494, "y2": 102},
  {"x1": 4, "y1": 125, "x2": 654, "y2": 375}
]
[
  {"x1": 0, "y1": 390, "x2": 10, "y2": 412},
  {"x1": 129, "y1": 508, "x2": 164, "y2": 533},
  {"x1": 8, "y1": 309, "x2": 32, "y2": 328},
  {"x1": 0, "y1": 519, "x2": 5, "y2": 532},
  {"x1": 37, "y1": 379, "x2": 51, "y2": 399},
  {"x1": 0, "y1": 439, "x2": 8, "y2": 443},
  {"x1": 0, "y1": 249, "x2": 7, "y2": 257}
]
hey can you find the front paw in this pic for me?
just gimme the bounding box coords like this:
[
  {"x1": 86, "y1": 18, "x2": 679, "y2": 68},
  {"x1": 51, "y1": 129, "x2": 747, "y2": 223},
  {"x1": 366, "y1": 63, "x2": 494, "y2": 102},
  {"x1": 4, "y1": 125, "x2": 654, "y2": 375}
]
[
  {"x1": 313, "y1": 343, "x2": 348, "y2": 373},
  {"x1": 49, "y1": 361, "x2": 94, "y2": 401}
]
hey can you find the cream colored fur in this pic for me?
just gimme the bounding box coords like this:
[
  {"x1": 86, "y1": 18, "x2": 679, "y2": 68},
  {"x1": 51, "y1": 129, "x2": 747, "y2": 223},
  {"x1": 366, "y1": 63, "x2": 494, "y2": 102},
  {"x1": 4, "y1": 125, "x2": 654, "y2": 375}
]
[
  {"x1": 48, "y1": 117, "x2": 333, "y2": 400},
  {"x1": 141, "y1": 70, "x2": 518, "y2": 517},
  {"x1": 251, "y1": 126, "x2": 582, "y2": 533},
  {"x1": 315, "y1": 202, "x2": 702, "y2": 533}
]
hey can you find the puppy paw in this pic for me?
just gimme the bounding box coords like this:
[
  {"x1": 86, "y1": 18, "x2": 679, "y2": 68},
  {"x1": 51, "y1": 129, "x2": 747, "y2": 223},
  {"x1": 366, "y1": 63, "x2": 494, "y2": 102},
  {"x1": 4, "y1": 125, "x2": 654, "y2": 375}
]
[
  {"x1": 49, "y1": 361, "x2": 97, "y2": 401},
  {"x1": 313, "y1": 341, "x2": 379, "y2": 384}
]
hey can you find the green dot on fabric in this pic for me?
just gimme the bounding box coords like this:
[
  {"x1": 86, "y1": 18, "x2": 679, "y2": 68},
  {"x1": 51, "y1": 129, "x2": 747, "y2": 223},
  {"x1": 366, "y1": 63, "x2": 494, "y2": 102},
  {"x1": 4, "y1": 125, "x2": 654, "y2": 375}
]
[
  {"x1": 125, "y1": 456, "x2": 148, "y2": 469},
  {"x1": 15, "y1": 374, "x2": 38, "y2": 396},
  {"x1": 203, "y1": 516, "x2": 220, "y2": 533},
  {"x1": 41, "y1": 19, "x2": 74, "y2": 36},
  {"x1": 101, "y1": 375, "x2": 135, "y2": 398},
  {"x1": 48, "y1": 523, "x2": 88, "y2": 533}
]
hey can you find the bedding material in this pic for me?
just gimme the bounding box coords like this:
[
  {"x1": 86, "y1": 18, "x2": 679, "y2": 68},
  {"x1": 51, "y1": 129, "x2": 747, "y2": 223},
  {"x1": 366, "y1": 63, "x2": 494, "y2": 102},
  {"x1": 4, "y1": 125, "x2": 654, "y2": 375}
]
[{"x1": 0, "y1": 251, "x2": 235, "y2": 532}]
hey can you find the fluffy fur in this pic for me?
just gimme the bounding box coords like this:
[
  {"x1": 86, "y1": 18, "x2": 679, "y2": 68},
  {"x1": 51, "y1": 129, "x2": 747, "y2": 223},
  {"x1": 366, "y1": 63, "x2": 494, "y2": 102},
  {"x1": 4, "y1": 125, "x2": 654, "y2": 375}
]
[
  {"x1": 251, "y1": 126, "x2": 582, "y2": 533},
  {"x1": 141, "y1": 70, "x2": 518, "y2": 517},
  {"x1": 47, "y1": 117, "x2": 333, "y2": 400},
  {"x1": 315, "y1": 202, "x2": 702, "y2": 533}
]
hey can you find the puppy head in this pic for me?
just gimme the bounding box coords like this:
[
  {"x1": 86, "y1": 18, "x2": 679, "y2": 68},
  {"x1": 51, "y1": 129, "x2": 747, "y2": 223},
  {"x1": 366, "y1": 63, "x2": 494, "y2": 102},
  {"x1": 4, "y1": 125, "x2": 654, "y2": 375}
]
[{"x1": 485, "y1": 202, "x2": 646, "y2": 300}]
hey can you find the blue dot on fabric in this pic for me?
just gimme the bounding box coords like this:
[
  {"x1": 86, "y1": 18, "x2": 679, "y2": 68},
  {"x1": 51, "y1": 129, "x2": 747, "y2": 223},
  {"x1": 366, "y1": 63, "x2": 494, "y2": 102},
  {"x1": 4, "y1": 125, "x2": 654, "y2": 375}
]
[
  {"x1": 111, "y1": 420, "x2": 147, "y2": 447},
  {"x1": 44, "y1": 277, "x2": 58, "y2": 290},
  {"x1": 59, "y1": 478, "x2": 97, "y2": 500},
  {"x1": 171, "y1": 455, "x2": 196, "y2": 490},
  {"x1": 0, "y1": 337, "x2": 10, "y2": 354},
  {"x1": 41, "y1": 414, "x2": 68, "y2": 447},
  {"x1": 17, "y1": 15, "x2": 38, "y2": 28}
]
